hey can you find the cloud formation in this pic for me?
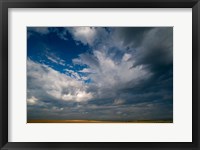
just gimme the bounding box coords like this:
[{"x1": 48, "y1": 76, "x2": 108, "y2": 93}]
[
  {"x1": 45, "y1": 52, "x2": 66, "y2": 66},
  {"x1": 27, "y1": 59, "x2": 93, "y2": 103},
  {"x1": 68, "y1": 27, "x2": 97, "y2": 45},
  {"x1": 28, "y1": 27, "x2": 50, "y2": 35},
  {"x1": 27, "y1": 27, "x2": 173, "y2": 121}
]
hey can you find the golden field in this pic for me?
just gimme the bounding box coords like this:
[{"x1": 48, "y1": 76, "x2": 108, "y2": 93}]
[{"x1": 27, "y1": 120, "x2": 173, "y2": 123}]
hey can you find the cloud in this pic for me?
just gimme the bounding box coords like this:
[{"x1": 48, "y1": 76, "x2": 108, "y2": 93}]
[
  {"x1": 79, "y1": 68, "x2": 94, "y2": 73},
  {"x1": 45, "y1": 52, "x2": 66, "y2": 66},
  {"x1": 132, "y1": 27, "x2": 173, "y2": 69},
  {"x1": 72, "y1": 53, "x2": 99, "y2": 68},
  {"x1": 64, "y1": 68, "x2": 88, "y2": 81},
  {"x1": 28, "y1": 27, "x2": 50, "y2": 35},
  {"x1": 27, "y1": 27, "x2": 173, "y2": 121},
  {"x1": 111, "y1": 27, "x2": 173, "y2": 72},
  {"x1": 28, "y1": 101, "x2": 172, "y2": 120},
  {"x1": 111, "y1": 27, "x2": 154, "y2": 49},
  {"x1": 27, "y1": 59, "x2": 93, "y2": 103},
  {"x1": 113, "y1": 98, "x2": 125, "y2": 105},
  {"x1": 51, "y1": 28, "x2": 68, "y2": 41},
  {"x1": 27, "y1": 96, "x2": 38, "y2": 105},
  {"x1": 73, "y1": 49, "x2": 152, "y2": 101},
  {"x1": 66, "y1": 27, "x2": 109, "y2": 47},
  {"x1": 67, "y1": 27, "x2": 97, "y2": 45},
  {"x1": 28, "y1": 27, "x2": 68, "y2": 40},
  {"x1": 65, "y1": 69, "x2": 81, "y2": 79},
  {"x1": 69, "y1": 27, "x2": 173, "y2": 109},
  {"x1": 122, "y1": 53, "x2": 132, "y2": 61}
]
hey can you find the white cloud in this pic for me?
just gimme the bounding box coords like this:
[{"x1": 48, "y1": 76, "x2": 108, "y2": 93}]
[
  {"x1": 28, "y1": 27, "x2": 50, "y2": 35},
  {"x1": 79, "y1": 68, "x2": 94, "y2": 73},
  {"x1": 68, "y1": 27, "x2": 96, "y2": 46},
  {"x1": 64, "y1": 69, "x2": 90, "y2": 82},
  {"x1": 27, "y1": 59, "x2": 93, "y2": 103},
  {"x1": 94, "y1": 50, "x2": 150, "y2": 87},
  {"x1": 73, "y1": 49, "x2": 152, "y2": 99},
  {"x1": 122, "y1": 53, "x2": 132, "y2": 61},
  {"x1": 72, "y1": 58, "x2": 82, "y2": 65},
  {"x1": 45, "y1": 53, "x2": 66, "y2": 66},
  {"x1": 62, "y1": 91, "x2": 93, "y2": 102},
  {"x1": 64, "y1": 69, "x2": 81, "y2": 80},
  {"x1": 27, "y1": 96, "x2": 38, "y2": 105},
  {"x1": 73, "y1": 53, "x2": 99, "y2": 68}
]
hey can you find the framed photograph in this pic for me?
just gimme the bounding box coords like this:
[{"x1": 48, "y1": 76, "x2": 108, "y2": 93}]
[{"x1": 0, "y1": 0, "x2": 199, "y2": 149}]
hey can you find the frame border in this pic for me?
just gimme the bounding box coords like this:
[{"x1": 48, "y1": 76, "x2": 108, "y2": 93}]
[{"x1": 0, "y1": 0, "x2": 199, "y2": 149}]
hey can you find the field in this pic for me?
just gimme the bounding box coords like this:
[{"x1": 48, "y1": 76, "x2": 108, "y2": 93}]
[{"x1": 27, "y1": 120, "x2": 173, "y2": 123}]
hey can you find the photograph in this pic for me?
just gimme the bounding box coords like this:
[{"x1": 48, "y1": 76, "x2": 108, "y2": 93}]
[
  {"x1": 1, "y1": 0, "x2": 199, "y2": 148},
  {"x1": 27, "y1": 27, "x2": 173, "y2": 123}
]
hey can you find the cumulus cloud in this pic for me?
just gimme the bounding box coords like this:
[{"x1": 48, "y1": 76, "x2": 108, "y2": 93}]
[
  {"x1": 67, "y1": 27, "x2": 97, "y2": 46},
  {"x1": 27, "y1": 59, "x2": 93, "y2": 103},
  {"x1": 66, "y1": 27, "x2": 109, "y2": 47},
  {"x1": 73, "y1": 49, "x2": 152, "y2": 98}
]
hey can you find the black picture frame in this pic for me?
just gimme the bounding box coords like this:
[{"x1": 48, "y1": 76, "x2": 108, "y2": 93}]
[{"x1": 0, "y1": 0, "x2": 199, "y2": 149}]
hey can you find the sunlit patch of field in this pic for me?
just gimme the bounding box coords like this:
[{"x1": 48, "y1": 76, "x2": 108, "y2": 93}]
[{"x1": 27, "y1": 120, "x2": 173, "y2": 123}]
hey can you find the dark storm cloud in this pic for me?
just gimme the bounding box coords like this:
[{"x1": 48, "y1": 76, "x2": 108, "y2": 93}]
[
  {"x1": 112, "y1": 27, "x2": 154, "y2": 48},
  {"x1": 132, "y1": 28, "x2": 173, "y2": 67},
  {"x1": 111, "y1": 27, "x2": 173, "y2": 105}
]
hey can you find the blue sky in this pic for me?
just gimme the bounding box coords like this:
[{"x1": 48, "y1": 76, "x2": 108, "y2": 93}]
[{"x1": 27, "y1": 27, "x2": 173, "y2": 121}]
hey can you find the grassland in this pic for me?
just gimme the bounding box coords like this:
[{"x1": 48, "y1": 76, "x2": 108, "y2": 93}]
[{"x1": 27, "y1": 119, "x2": 173, "y2": 123}]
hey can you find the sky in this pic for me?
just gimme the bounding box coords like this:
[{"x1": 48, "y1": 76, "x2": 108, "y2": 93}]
[{"x1": 27, "y1": 27, "x2": 173, "y2": 121}]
